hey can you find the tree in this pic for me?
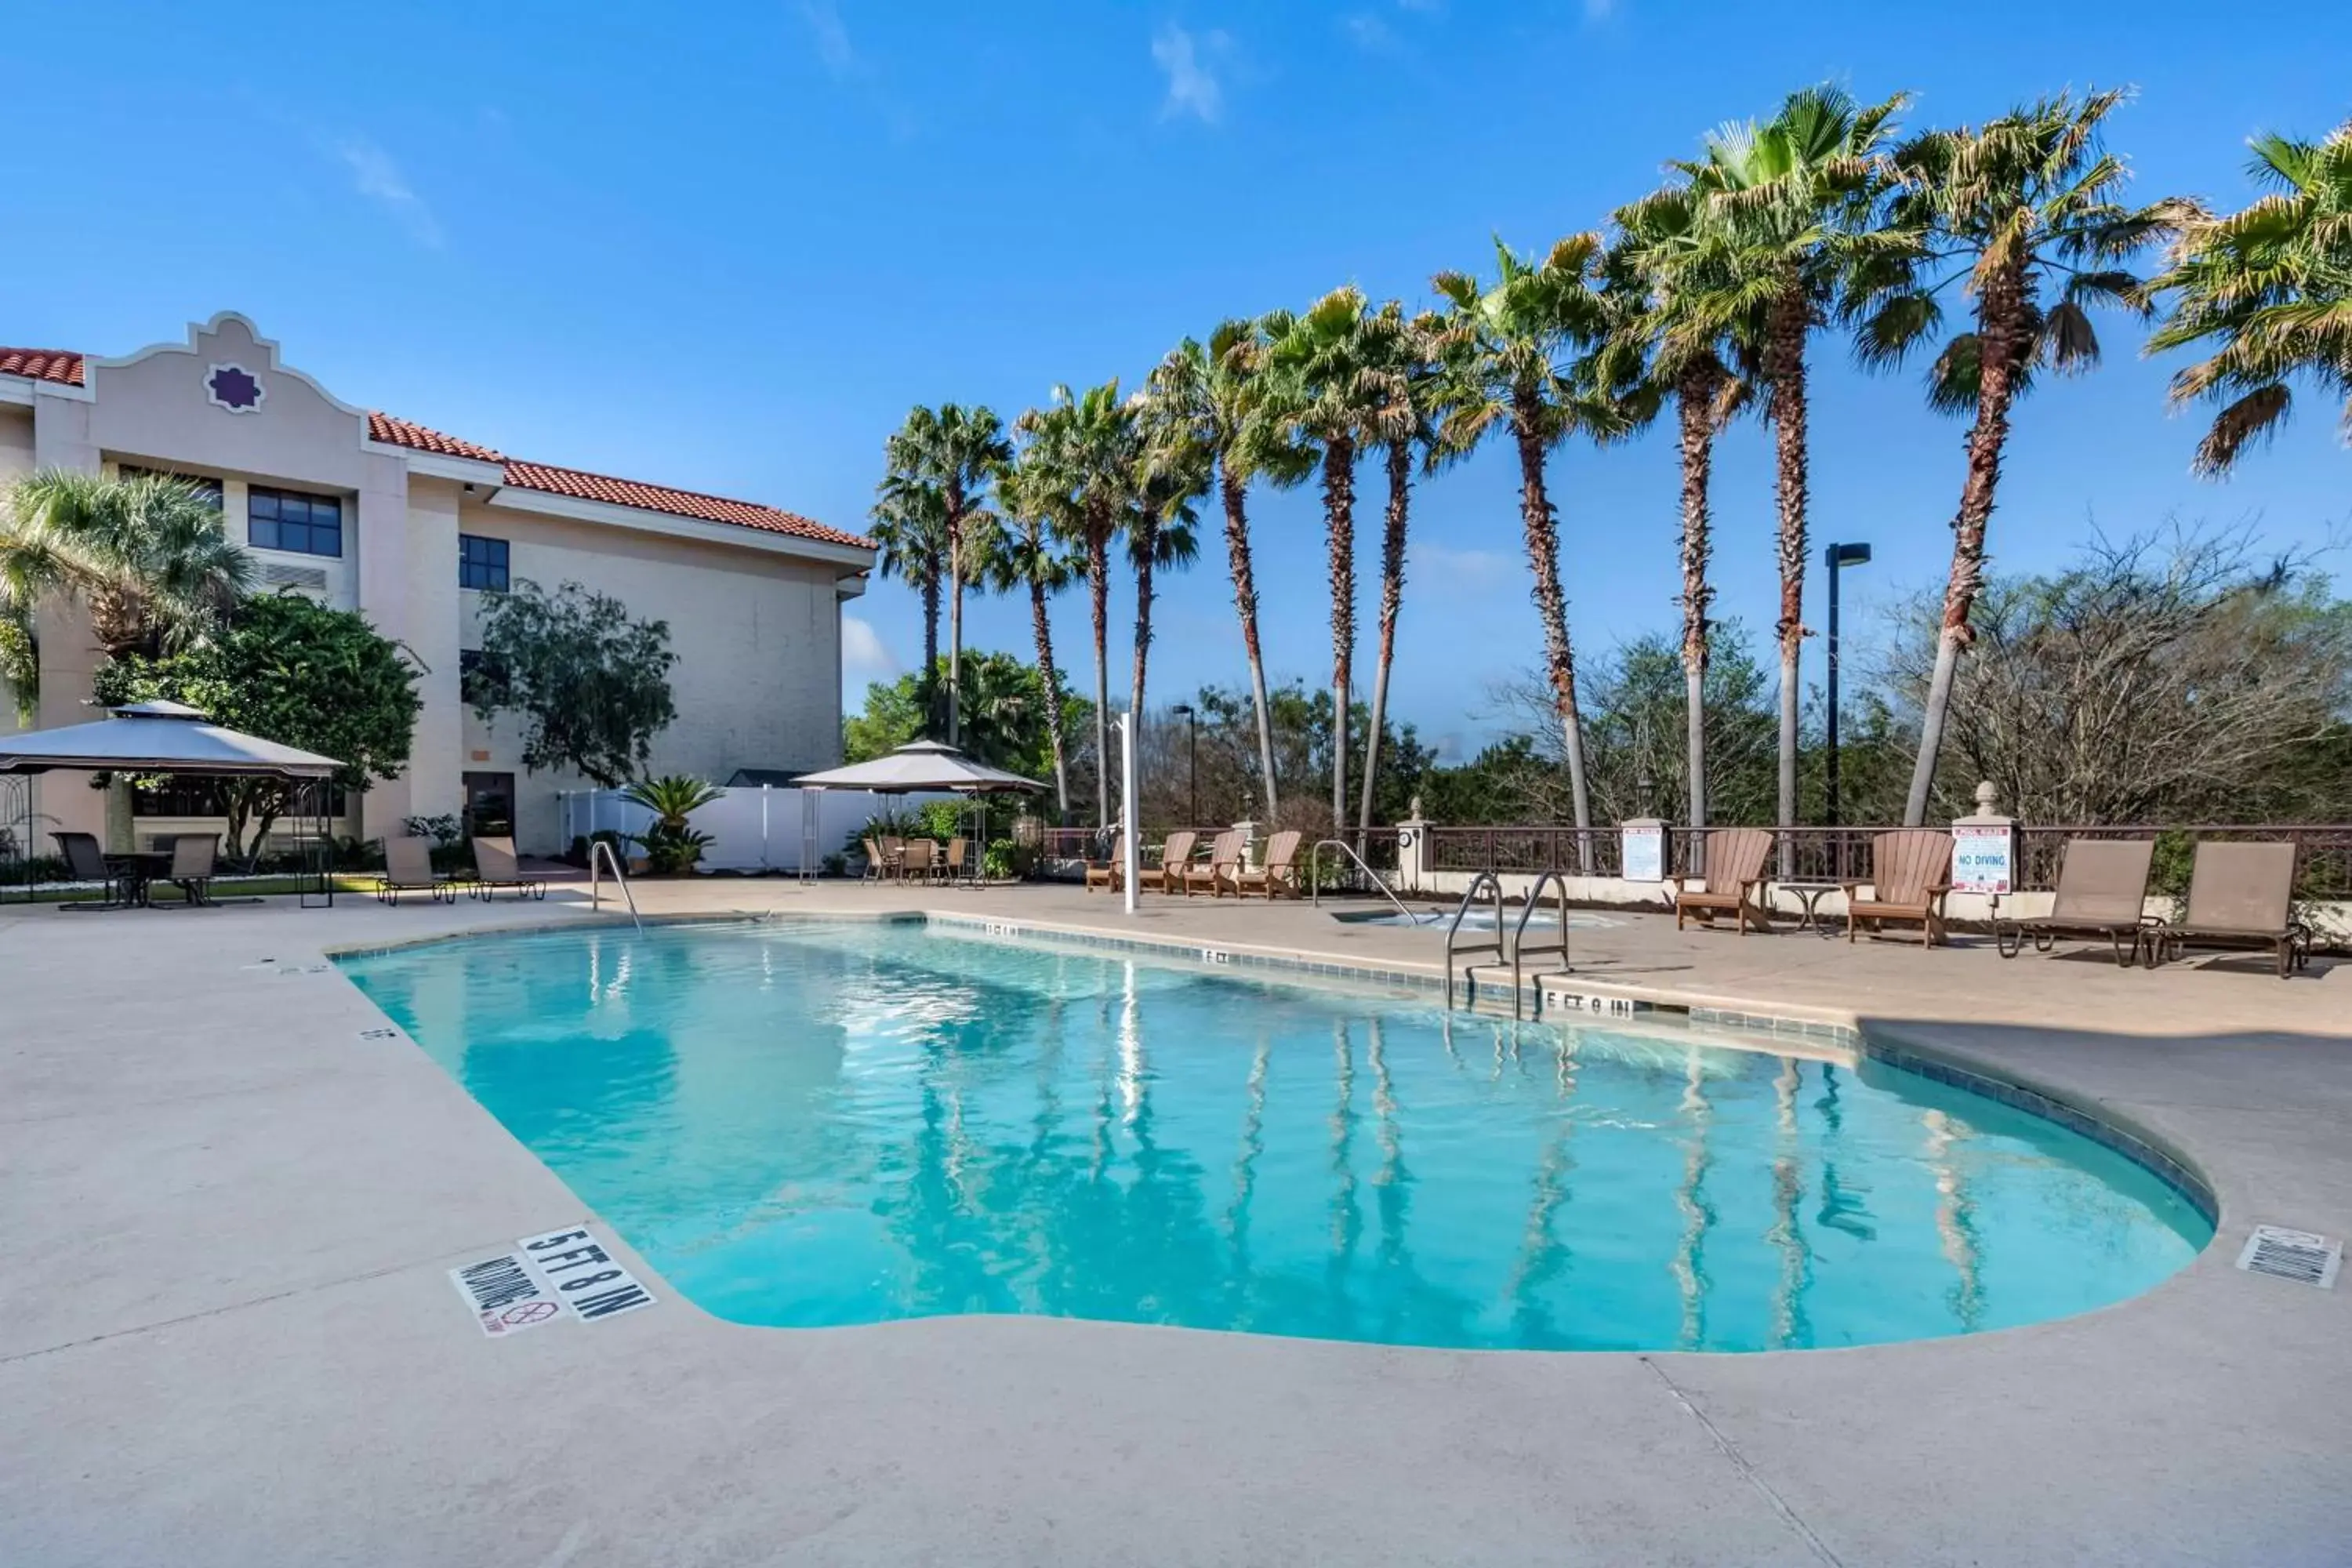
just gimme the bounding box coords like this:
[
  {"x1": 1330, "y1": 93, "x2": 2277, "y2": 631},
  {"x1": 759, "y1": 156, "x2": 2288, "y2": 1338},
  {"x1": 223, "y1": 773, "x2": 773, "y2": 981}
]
[
  {"x1": 981, "y1": 452, "x2": 1079, "y2": 817},
  {"x1": 91, "y1": 591, "x2": 421, "y2": 863},
  {"x1": 2147, "y1": 118, "x2": 2352, "y2": 474},
  {"x1": 1262, "y1": 286, "x2": 1383, "y2": 839},
  {"x1": 868, "y1": 473, "x2": 949, "y2": 733},
  {"x1": 844, "y1": 649, "x2": 1089, "y2": 789},
  {"x1": 1131, "y1": 386, "x2": 1207, "y2": 738},
  {"x1": 466, "y1": 579, "x2": 677, "y2": 788},
  {"x1": 1015, "y1": 382, "x2": 1138, "y2": 827},
  {"x1": 1431, "y1": 234, "x2": 1629, "y2": 864},
  {"x1": 1144, "y1": 322, "x2": 1301, "y2": 826},
  {"x1": 1145, "y1": 680, "x2": 1434, "y2": 833},
  {"x1": 1608, "y1": 183, "x2": 1755, "y2": 837},
  {"x1": 619, "y1": 774, "x2": 722, "y2": 875},
  {"x1": 1, "y1": 469, "x2": 253, "y2": 721},
  {"x1": 882, "y1": 405, "x2": 1012, "y2": 747},
  {"x1": 1860, "y1": 89, "x2": 2179, "y2": 825},
  {"x1": 1669, "y1": 85, "x2": 1909, "y2": 836}
]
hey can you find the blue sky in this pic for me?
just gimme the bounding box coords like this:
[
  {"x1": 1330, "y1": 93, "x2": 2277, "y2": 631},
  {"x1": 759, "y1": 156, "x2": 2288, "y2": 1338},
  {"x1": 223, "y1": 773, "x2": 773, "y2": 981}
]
[{"x1": 5, "y1": 2, "x2": 2347, "y2": 759}]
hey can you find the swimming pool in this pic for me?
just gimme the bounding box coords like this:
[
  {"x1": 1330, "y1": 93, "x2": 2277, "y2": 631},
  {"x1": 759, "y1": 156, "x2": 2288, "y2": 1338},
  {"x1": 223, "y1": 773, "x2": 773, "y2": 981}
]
[{"x1": 340, "y1": 921, "x2": 2210, "y2": 1352}]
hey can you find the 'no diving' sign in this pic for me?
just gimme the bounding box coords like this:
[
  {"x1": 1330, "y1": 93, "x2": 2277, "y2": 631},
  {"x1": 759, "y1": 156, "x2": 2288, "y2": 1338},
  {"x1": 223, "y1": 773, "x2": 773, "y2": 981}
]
[{"x1": 448, "y1": 1226, "x2": 656, "y2": 1338}]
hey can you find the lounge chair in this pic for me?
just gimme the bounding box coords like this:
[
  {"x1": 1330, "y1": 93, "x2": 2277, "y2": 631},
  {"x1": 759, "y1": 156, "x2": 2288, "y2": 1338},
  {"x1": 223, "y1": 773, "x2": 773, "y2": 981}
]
[
  {"x1": 1995, "y1": 838, "x2": 2158, "y2": 966},
  {"x1": 1084, "y1": 835, "x2": 1127, "y2": 893},
  {"x1": 1841, "y1": 830, "x2": 1953, "y2": 947},
  {"x1": 165, "y1": 834, "x2": 220, "y2": 907},
  {"x1": 1140, "y1": 831, "x2": 1198, "y2": 895},
  {"x1": 469, "y1": 836, "x2": 547, "y2": 901},
  {"x1": 376, "y1": 837, "x2": 453, "y2": 905},
  {"x1": 1234, "y1": 829, "x2": 1304, "y2": 899},
  {"x1": 1184, "y1": 830, "x2": 1245, "y2": 898},
  {"x1": 2147, "y1": 840, "x2": 2311, "y2": 980},
  {"x1": 51, "y1": 831, "x2": 128, "y2": 911},
  {"x1": 1672, "y1": 827, "x2": 1774, "y2": 934}
]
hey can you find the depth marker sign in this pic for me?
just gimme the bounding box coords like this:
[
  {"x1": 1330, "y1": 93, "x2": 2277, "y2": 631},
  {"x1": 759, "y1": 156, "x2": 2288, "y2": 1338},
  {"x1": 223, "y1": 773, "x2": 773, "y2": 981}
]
[{"x1": 448, "y1": 1225, "x2": 656, "y2": 1338}]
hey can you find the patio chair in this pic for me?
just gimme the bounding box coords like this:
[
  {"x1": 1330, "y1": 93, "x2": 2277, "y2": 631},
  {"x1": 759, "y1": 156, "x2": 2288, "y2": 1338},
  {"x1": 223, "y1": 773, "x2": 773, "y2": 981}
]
[
  {"x1": 1841, "y1": 830, "x2": 1953, "y2": 947},
  {"x1": 1184, "y1": 830, "x2": 1245, "y2": 898},
  {"x1": 165, "y1": 834, "x2": 220, "y2": 908},
  {"x1": 1234, "y1": 829, "x2": 1305, "y2": 899},
  {"x1": 51, "y1": 831, "x2": 128, "y2": 912},
  {"x1": 1671, "y1": 828, "x2": 1774, "y2": 935},
  {"x1": 1139, "y1": 830, "x2": 1197, "y2": 895},
  {"x1": 862, "y1": 837, "x2": 887, "y2": 883},
  {"x1": 1084, "y1": 835, "x2": 1127, "y2": 893},
  {"x1": 2147, "y1": 840, "x2": 2311, "y2": 980},
  {"x1": 901, "y1": 837, "x2": 937, "y2": 884},
  {"x1": 376, "y1": 836, "x2": 453, "y2": 906},
  {"x1": 1994, "y1": 839, "x2": 2158, "y2": 967},
  {"x1": 469, "y1": 836, "x2": 547, "y2": 901},
  {"x1": 942, "y1": 838, "x2": 968, "y2": 885},
  {"x1": 880, "y1": 835, "x2": 906, "y2": 881}
]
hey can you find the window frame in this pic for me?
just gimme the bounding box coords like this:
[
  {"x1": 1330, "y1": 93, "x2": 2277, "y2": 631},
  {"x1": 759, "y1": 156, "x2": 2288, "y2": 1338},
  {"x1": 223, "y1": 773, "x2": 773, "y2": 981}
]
[
  {"x1": 246, "y1": 485, "x2": 344, "y2": 559},
  {"x1": 458, "y1": 533, "x2": 510, "y2": 592}
]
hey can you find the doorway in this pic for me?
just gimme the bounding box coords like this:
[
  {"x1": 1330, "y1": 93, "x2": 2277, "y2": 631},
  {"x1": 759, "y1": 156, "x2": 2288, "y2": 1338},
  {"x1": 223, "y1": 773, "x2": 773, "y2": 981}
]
[{"x1": 462, "y1": 771, "x2": 515, "y2": 839}]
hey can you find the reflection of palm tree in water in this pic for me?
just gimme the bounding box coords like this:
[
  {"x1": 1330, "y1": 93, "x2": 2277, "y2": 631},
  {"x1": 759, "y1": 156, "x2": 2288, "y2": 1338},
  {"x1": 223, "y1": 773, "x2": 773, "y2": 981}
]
[
  {"x1": 1810, "y1": 1065, "x2": 1876, "y2": 1241},
  {"x1": 1671, "y1": 1047, "x2": 1715, "y2": 1350},
  {"x1": 1221, "y1": 1030, "x2": 1273, "y2": 1316},
  {"x1": 1503, "y1": 1029, "x2": 1578, "y2": 1346},
  {"x1": 1366, "y1": 1016, "x2": 1420, "y2": 1337},
  {"x1": 1922, "y1": 1108, "x2": 1984, "y2": 1330},
  {"x1": 1766, "y1": 1058, "x2": 1816, "y2": 1349},
  {"x1": 1325, "y1": 1018, "x2": 1365, "y2": 1337}
]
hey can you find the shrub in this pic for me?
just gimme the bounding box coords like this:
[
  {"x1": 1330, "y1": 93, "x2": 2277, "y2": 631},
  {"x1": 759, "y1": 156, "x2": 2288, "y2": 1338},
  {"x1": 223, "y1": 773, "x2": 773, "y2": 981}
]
[{"x1": 619, "y1": 775, "x2": 721, "y2": 876}]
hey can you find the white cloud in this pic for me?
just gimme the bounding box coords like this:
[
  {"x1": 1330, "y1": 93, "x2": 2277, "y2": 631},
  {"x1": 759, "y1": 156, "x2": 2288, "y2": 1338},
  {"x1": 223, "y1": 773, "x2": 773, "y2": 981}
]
[
  {"x1": 334, "y1": 137, "x2": 441, "y2": 249},
  {"x1": 1344, "y1": 13, "x2": 1396, "y2": 50},
  {"x1": 1414, "y1": 541, "x2": 1515, "y2": 590},
  {"x1": 1152, "y1": 25, "x2": 1226, "y2": 124},
  {"x1": 841, "y1": 614, "x2": 899, "y2": 695},
  {"x1": 797, "y1": 0, "x2": 855, "y2": 77},
  {"x1": 1583, "y1": 0, "x2": 1618, "y2": 18}
]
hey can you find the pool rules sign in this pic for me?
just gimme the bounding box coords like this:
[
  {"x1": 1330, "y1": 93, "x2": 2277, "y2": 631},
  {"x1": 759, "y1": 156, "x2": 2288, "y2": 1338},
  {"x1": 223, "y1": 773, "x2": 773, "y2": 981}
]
[{"x1": 449, "y1": 1226, "x2": 655, "y2": 1338}]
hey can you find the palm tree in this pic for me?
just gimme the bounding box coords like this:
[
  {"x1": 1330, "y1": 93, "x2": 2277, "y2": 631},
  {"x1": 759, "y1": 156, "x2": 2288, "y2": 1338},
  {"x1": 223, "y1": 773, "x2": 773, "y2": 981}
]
[
  {"x1": 1017, "y1": 382, "x2": 1139, "y2": 829},
  {"x1": 883, "y1": 405, "x2": 1013, "y2": 748},
  {"x1": 1128, "y1": 396, "x2": 1207, "y2": 736},
  {"x1": 1352, "y1": 301, "x2": 1446, "y2": 841},
  {"x1": 981, "y1": 452, "x2": 1079, "y2": 818},
  {"x1": 1607, "y1": 185, "x2": 1754, "y2": 836},
  {"x1": 867, "y1": 474, "x2": 949, "y2": 729},
  {"x1": 1854, "y1": 89, "x2": 2177, "y2": 823},
  {"x1": 2147, "y1": 118, "x2": 2352, "y2": 474},
  {"x1": 1, "y1": 470, "x2": 253, "y2": 707},
  {"x1": 1670, "y1": 85, "x2": 1909, "y2": 834},
  {"x1": 1144, "y1": 322, "x2": 1302, "y2": 826},
  {"x1": 1431, "y1": 235, "x2": 1628, "y2": 862},
  {"x1": 1262, "y1": 286, "x2": 1384, "y2": 835}
]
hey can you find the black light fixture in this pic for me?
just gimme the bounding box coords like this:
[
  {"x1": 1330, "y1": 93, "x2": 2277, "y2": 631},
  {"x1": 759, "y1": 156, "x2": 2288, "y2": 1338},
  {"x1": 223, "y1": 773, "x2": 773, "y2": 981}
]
[
  {"x1": 1169, "y1": 702, "x2": 1198, "y2": 827},
  {"x1": 1823, "y1": 541, "x2": 1873, "y2": 828}
]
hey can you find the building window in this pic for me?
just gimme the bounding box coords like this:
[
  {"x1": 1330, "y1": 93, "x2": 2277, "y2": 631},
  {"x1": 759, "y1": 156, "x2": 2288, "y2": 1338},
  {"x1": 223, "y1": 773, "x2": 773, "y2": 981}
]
[
  {"x1": 248, "y1": 486, "x2": 343, "y2": 557},
  {"x1": 459, "y1": 648, "x2": 511, "y2": 705},
  {"x1": 118, "y1": 465, "x2": 224, "y2": 510},
  {"x1": 459, "y1": 534, "x2": 510, "y2": 591}
]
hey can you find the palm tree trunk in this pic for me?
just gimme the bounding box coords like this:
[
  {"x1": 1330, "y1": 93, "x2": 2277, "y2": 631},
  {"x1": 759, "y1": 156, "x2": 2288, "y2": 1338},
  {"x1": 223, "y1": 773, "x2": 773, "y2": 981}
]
[
  {"x1": 1512, "y1": 401, "x2": 1592, "y2": 867},
  {"x1": 1028, "y1": 568, "x2": 1071, "y2": 820},
  {"x1": 1088, "y1": 525, "x2": 1112, "y2": 830},
  {"x1": 1766, "y1": 294, "x2": 1812, "y2": 839},
  {"x1": 1220, "y1": 466, "x2": 1281, "y2": 826},
  {"x1": 1131, "y1": 511, "x2": 1158, "y2": 755},
  {"x1": 1676, "y1": 375, "x2": 1717, "y2": 835},
  {"x1": 946, "y1": 534, "x2": 963, "y2": 750},
  {"x1": 1356, "y1": 441, "x2": 1410, "y2": 844},
  {"x1": 1322, "y1": 436, "x2": 1357, "y2": 837},
  {"x1": 919, "y1": 572, "x2": 942, "y2": 739},
  {"x1": 1905, "y1": 276, "x2": 2023, "y2": 826}
]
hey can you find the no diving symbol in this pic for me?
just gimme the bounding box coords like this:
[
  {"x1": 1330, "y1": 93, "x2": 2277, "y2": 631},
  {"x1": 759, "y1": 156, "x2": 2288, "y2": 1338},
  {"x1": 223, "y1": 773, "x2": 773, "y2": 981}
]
[{"x1": 500, "y1": 1301, "x2": 558, "y2": 1327}]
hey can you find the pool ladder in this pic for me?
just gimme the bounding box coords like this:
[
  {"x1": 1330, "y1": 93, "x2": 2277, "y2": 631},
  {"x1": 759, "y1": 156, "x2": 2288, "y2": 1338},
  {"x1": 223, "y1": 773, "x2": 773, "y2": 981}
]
[
  {"x1": 1444, "y1": 869, "x2": 1573, "y2": 1020},
  {"x1": 589, "y1": 839, "x2": 643, "y2": 932}
]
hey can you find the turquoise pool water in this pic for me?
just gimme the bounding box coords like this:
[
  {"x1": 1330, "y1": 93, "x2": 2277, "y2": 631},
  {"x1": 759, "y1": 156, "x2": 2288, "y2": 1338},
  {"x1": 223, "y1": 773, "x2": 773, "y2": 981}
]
[{"x1": 340, "y1": 922, "x2": 2210, "y2": 1352}]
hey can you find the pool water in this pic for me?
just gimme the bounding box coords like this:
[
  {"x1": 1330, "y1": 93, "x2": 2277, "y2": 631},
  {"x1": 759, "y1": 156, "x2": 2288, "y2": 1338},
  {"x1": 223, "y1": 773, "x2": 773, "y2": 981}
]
[{"x1": 340, "y1": 923, "x2": 2210, "y2": 1352}]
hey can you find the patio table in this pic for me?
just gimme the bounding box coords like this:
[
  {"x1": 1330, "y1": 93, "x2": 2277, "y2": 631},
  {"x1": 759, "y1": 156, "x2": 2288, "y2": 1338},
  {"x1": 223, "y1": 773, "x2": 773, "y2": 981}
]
[
  {"x1": 102, "y1": 851, "x2": 174, "y2": 909},
  {"x1": 1774, "y1": 878, "x2": 1846, "y2": 935}
]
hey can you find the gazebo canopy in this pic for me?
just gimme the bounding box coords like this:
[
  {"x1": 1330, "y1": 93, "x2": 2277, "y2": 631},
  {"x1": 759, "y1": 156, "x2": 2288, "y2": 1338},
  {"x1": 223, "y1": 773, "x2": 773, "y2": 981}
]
[
  {"x1": 0, "y1": 701, "x2": 342, "y2": 779},
  {"x1": 793, "y1": 739, "x2": 1043, "y2": 795}
]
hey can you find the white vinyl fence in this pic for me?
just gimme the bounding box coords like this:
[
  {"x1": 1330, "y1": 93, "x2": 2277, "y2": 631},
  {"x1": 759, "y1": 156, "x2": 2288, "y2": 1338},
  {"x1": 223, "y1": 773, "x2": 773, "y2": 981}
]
[{"x1": 557, "y1": 786, "x2": 962, "y2": 873}]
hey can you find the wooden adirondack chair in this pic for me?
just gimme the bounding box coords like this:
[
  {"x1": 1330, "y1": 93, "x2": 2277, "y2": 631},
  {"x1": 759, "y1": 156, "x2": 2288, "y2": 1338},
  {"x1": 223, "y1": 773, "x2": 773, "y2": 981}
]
[
  {"x1": 1140, "y1": 830, "x2": 1197, "y2": 895},
  {"x1": 1184, "y1": 830, "x2": 1244, "y2": 898},
  {"x1": 1842, "y1": 830, "x2": 1953, "y2": 947},
  {"x1": 1671, "y1": 828, "x2": 1774, "y2": 934},
  {"x1": 1234, "y1": 830, "x2": 1304, "y2": 899}
]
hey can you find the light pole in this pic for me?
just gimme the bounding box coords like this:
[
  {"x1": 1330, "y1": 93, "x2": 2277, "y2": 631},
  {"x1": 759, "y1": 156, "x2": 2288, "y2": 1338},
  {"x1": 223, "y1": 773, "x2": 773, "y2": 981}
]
[
  {"x1": 1823, "y1": 541, "x2": 1872, "y2": 829},
  {"x1": 1170, "y1": 702, "x2": 1198, "y2": 826}
]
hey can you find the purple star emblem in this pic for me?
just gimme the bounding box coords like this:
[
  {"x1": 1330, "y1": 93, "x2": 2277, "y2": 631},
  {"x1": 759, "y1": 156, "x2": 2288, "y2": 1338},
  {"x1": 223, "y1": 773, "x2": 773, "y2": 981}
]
[{"x1": 205, "y1": 363, "x2": 265, "y2": 412}]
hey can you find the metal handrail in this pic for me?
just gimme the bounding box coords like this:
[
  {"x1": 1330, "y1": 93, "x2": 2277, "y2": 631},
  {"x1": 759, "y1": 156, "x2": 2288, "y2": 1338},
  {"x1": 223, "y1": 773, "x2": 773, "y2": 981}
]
[
  {"x1": 1307, "y1": 837, "x2": 1428, "y2": 924},
  {"x1": 1509, "y1": 870, "x2": 1573, "y2": 1021},
  {"x1": 1443, "y1": 871, "x2": 1505, "y2": 1011},
  {"x1": 589, "y1": 839, "x2": 642, "y2": 932}
]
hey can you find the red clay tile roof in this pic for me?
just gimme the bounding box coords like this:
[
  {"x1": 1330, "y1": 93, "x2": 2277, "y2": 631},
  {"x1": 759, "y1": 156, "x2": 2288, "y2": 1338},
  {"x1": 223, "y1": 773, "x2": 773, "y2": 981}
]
[
  {"x1": 0, "y1": 345, "x2": 869, "y2": 552},
  {"x1": 0, "y1": 348, "x2": 85, "y2": 386}
]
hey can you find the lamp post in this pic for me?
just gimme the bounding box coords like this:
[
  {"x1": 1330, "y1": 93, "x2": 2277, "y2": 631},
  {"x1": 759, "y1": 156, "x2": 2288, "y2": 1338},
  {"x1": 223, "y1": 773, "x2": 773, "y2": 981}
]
[
  {"x1": 1823, "y1": 541, "x2": 1872, "y2": 831},
  {"x1": 1170, "y1": 702, "x2": 1198, "y2": 827}
]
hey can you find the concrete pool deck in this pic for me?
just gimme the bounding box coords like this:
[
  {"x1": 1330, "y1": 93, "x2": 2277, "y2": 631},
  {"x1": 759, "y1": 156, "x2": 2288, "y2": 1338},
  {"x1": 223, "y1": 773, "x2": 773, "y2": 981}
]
[{"x1": 4, "y1": 879, "x2": 2349, "y2": 1566}]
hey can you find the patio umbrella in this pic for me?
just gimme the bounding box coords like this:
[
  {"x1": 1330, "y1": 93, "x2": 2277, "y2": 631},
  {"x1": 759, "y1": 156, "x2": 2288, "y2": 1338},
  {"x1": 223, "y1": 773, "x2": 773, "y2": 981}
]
[
  {"x1": 0, "y1": 700, "x2": 341, "y2": 779},
  {"x1": 792, "y1": 740, "x2": 1044, "y2": 881}
]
